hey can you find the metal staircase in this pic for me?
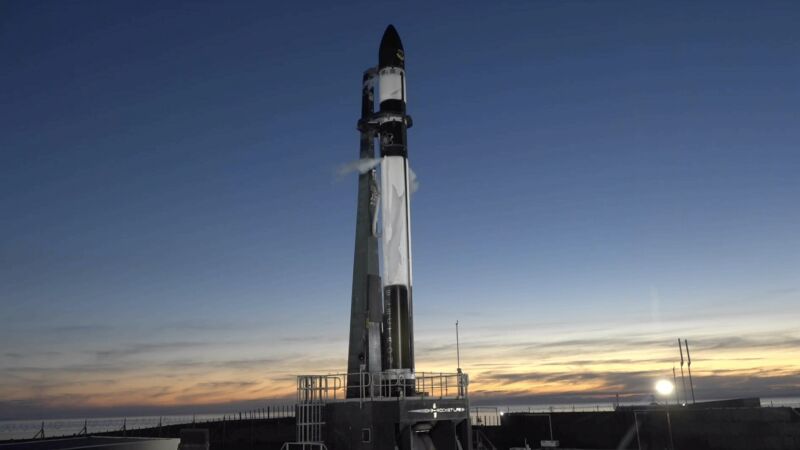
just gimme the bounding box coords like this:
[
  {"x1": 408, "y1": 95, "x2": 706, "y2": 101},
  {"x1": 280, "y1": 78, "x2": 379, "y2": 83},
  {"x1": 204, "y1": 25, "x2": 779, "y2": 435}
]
[{"x1": 281, "y1": 376, "x2": 331, "y2": 450}]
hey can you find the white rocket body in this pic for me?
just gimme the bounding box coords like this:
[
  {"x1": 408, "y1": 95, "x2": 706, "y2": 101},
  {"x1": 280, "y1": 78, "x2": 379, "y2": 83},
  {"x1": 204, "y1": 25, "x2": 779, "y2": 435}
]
[
  {"x1": 381, "y1": 156, "x2": 412, "y2": 284},
  {"x1": 376, "y1": 26, "x2": 415, "y2": 377}
]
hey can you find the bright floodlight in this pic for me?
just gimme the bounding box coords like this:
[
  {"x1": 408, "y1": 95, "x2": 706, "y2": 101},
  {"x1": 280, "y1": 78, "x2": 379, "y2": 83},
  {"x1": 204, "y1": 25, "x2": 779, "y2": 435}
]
[{"x1": 655, "y1": 379, "x2": 674, "y2": 396}]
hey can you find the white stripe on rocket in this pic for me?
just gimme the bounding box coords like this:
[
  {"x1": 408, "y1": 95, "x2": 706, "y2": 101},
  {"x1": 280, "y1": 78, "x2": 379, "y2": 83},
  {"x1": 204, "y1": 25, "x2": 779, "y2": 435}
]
[
  {"x1": 380, "y1": 156, "x2": 412, "y2": 287},
  {"x1": 404, "y1": 159, "x2": 413, "y2": 286},
  {"x1": 378, "y1": 67, "x2": 406, "y2": 103}
]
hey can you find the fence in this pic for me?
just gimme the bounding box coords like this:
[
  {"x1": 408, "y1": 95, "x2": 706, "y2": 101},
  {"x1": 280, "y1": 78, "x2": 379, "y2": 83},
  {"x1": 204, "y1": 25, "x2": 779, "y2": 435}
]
[
  {"x1": 296, "y1": 371, "x2": 468, "y2": 403},
  {"x1": 7, "y1": 404, "x2": 297, "y2": 441}
]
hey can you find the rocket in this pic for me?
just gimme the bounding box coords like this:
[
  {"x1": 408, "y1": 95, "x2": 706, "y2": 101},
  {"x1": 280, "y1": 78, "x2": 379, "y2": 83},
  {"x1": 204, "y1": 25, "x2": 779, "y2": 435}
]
[
  {"x1": 346, "y1": 25, "x2": 415, "y2": 397},
  {"x1": 338, "y1": 27, "x2": 472, "y2": 450},
  {"x1": 377, "y1": 25, "x2": 415, "y2": 378}
]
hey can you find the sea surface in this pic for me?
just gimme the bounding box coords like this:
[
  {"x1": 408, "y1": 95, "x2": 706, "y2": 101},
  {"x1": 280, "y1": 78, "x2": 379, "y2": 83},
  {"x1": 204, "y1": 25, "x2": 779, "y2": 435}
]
[{"x1": 2, "y1": 397, "x2": 798, "y2": 441}]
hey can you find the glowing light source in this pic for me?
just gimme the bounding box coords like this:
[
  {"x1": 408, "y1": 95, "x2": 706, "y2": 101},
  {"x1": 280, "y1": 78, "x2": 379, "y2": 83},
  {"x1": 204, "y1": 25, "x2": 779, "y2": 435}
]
[{"x1": 655, "y1": 379, "x2": 674, "y2": 396}]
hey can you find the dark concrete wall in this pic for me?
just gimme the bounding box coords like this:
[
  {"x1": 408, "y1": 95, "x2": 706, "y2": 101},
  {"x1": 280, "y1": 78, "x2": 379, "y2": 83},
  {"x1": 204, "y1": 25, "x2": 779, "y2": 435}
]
[
  {"x1": 479, "y1": 407, "x2": 800, "y2": 450},
  {"x1": 89, "y1": 406, "x2": 800, "y2": 450}
]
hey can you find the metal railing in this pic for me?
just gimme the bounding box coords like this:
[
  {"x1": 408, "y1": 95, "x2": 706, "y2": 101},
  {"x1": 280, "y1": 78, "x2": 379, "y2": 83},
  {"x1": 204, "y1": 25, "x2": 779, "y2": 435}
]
[
  {"x1": 284, "y1": 371, "x2": 469, "y2": 449},
  {"x1": 297, "y1": 371, "x2": 469, "y2": 403},
  {"x1": 281, "y1": 442, "x2": 328, "y2": 450}
]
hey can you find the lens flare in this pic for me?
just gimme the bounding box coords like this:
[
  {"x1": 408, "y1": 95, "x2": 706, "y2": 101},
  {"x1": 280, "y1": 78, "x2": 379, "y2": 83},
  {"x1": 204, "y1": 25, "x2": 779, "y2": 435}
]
[{"x1": 655, "y1": 379, "x2": 674, "y2": 396}]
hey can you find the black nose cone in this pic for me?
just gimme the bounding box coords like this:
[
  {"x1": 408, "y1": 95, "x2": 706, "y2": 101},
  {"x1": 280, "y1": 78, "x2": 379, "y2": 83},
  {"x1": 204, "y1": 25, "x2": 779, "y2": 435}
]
[{"x1": 379, "y1": 24, "x2": 404, "y2": 69}]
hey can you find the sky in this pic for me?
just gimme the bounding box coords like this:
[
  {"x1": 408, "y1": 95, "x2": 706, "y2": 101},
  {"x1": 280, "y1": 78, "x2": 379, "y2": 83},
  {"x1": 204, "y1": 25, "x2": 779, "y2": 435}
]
[{"x1": 1, "y1": 1, "x2": 799, "y2": 420}]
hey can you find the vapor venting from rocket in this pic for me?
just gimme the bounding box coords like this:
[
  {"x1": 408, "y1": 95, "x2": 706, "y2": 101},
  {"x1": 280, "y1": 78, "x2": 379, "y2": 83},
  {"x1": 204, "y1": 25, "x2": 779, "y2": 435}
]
[
  {"x1": 409, "y1": 166, "x2": 419, "y2": 194},
  {"x1": 337, "y1": 158, "x2": 381, "y2": 178},
  {"x1": 337, "y1": 158, "x2": 420, "y2": 194}
]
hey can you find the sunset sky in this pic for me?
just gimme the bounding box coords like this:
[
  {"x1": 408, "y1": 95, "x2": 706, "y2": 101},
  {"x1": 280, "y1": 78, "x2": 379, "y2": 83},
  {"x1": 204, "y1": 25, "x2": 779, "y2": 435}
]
[{"x1": 2, "y1": 1, "x2": 799, "y2": 420}]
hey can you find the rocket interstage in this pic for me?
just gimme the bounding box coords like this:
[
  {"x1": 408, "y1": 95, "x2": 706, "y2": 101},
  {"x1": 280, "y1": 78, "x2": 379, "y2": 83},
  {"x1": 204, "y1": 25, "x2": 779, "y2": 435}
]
[{"x1": 377, "y1": 25, "x2": 415, "y2": 378}]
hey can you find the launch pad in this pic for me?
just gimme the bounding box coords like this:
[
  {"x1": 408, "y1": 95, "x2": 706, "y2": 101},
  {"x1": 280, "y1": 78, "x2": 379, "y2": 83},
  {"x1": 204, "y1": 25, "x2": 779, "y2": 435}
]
[{"x1": 294, "y1": 372, "x2": 471, "y2": 450}]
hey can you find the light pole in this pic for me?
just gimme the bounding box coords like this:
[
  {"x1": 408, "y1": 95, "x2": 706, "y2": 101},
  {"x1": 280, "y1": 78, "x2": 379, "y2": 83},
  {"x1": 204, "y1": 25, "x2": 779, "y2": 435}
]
[
  {"x1": 655, "y1": 379, "x2": 676, "y2": 450},
  {"x1": 456, "y1": 320, "x2": 464, "y2": 398},
  {"x1": 455, "y1": 320, "x2": 461, "y2": 371}
]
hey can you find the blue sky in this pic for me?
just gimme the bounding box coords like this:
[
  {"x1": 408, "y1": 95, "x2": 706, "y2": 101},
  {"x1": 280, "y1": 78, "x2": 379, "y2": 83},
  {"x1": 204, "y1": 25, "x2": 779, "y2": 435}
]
[{"x1": 1, "y1": 1, "x2": 799, "y2": 419}]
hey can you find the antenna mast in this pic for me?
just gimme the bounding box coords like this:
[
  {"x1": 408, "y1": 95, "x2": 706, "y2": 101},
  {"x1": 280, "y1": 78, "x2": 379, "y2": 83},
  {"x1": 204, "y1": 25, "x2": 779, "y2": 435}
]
[
  {"x1": 678, "y1": 338, "x2": 688, "y2": 405},
  {"x1": 685, "y1": 339, "x2": 696, "y2": 404},
  {"x1": 672, "y1": 365, "x2": 679, "y2": 405},
  {"x1": 456, "y1": 320, "x2": 461, "y2": 371}
]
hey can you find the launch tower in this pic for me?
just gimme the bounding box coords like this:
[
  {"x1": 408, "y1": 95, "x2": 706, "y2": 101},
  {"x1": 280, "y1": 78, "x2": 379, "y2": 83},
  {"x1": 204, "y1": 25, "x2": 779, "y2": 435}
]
[{"x1": 287, "y1": 26, "x2": 472, "y2": 450}]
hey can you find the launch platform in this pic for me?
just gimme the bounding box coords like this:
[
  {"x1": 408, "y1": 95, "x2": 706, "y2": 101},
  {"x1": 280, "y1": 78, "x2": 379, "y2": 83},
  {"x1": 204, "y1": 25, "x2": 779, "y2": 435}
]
[{"x1": 290, "y1": 371, "x2": 471, "y2": 450}]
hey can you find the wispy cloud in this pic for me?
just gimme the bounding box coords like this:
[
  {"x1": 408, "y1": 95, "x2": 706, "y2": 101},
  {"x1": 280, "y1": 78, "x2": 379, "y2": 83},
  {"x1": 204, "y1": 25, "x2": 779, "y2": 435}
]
[
  {"x1": 470, "y1": 368, "x2": 800, "y2": 404},
  {"x1": 195, "y1": 381, "x2": 259, "y2": 389},
  {"x1": 50, "y1": 324, "x2": 113, "y2": 334},
  {"x1": 93, "y1": 342, "x2": 216, "y2": 360},
  {"x1": 1, "y1": 324, "x2": 797, "y2": 420}
]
